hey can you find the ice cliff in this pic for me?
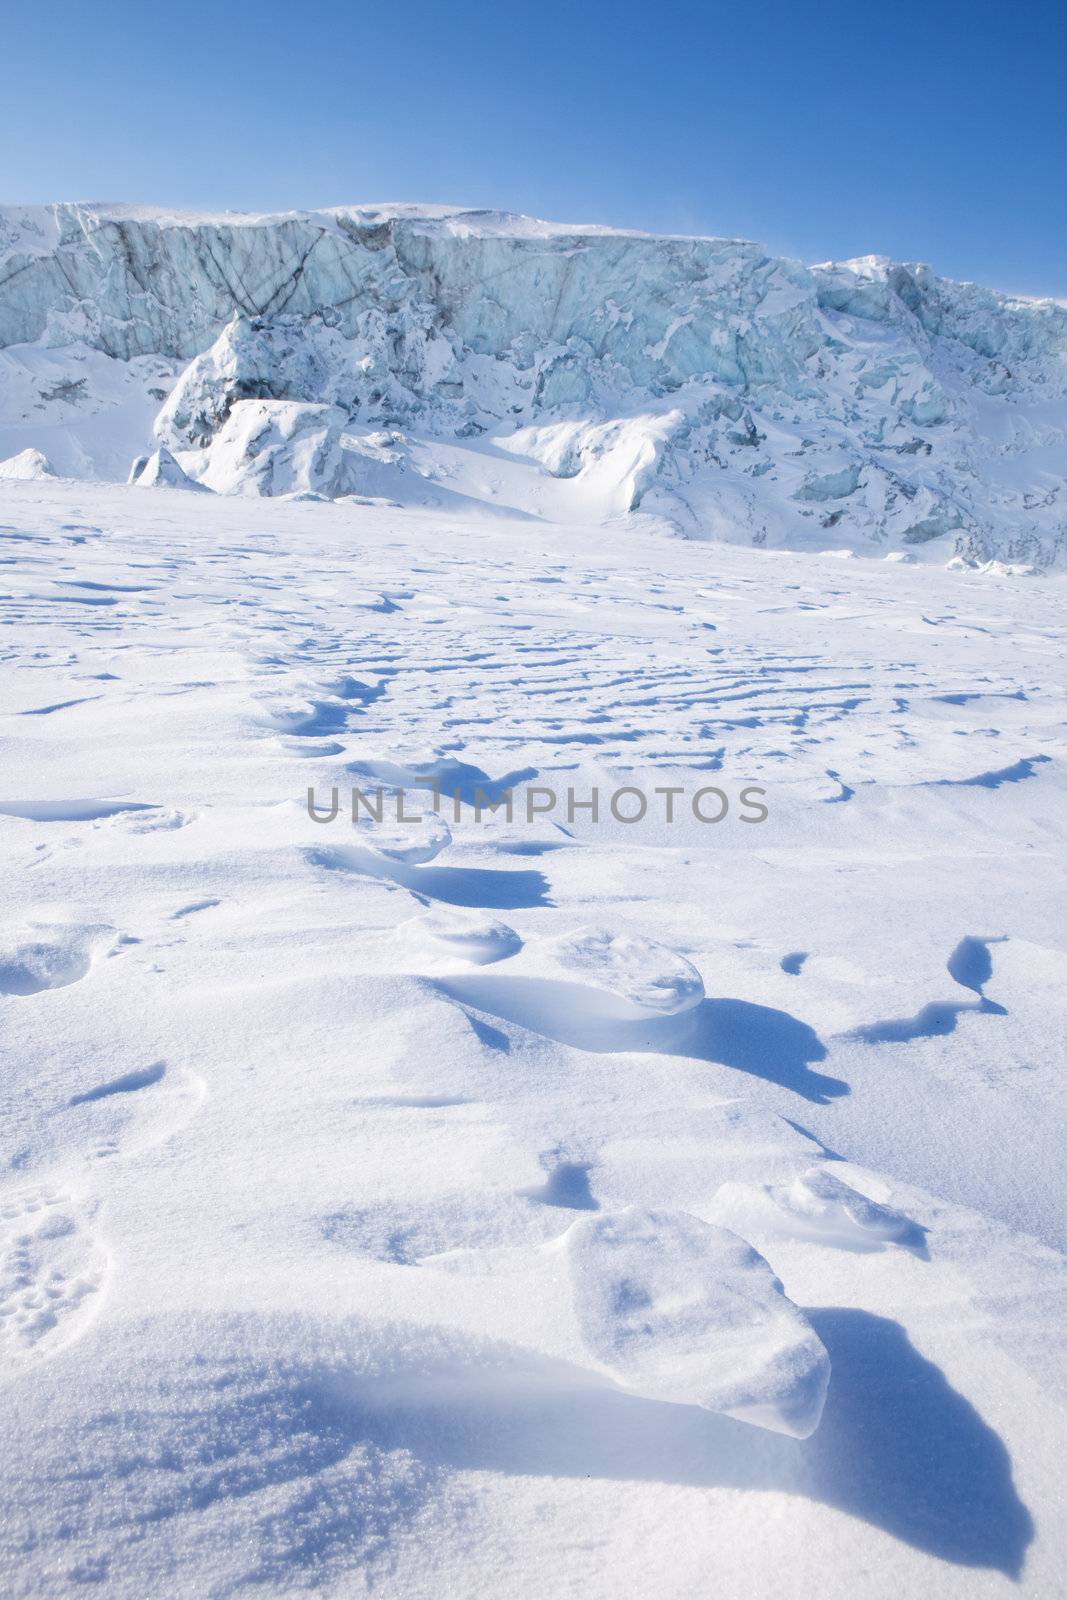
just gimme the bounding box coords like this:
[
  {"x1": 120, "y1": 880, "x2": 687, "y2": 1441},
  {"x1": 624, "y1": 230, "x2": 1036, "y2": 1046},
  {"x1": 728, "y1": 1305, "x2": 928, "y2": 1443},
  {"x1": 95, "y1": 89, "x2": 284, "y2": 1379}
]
[{"x1": 1, "y1": 202, "x2": 1065, "y2": 565}]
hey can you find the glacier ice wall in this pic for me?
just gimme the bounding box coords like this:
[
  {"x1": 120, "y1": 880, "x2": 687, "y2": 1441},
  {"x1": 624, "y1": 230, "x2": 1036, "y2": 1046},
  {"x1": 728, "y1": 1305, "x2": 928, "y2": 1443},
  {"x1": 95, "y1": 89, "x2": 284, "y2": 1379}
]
[{"x1": 1, "y1": 202, "x2": 1064, "y2": 564}]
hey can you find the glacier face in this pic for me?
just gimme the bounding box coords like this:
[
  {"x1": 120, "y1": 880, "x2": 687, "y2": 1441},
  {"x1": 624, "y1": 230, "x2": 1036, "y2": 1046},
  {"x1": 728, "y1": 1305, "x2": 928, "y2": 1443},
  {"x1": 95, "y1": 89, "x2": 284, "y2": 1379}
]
[{"x1": 1, "y1": 201, "x2": 1065, "y2": 564}]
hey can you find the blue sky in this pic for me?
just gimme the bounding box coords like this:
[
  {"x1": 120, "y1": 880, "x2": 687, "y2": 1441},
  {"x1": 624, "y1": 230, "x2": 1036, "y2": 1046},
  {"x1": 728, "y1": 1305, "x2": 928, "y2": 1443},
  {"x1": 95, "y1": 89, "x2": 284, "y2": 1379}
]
[{"x1": 3, "y1": 0, "x2": 1064, "y2": 295}]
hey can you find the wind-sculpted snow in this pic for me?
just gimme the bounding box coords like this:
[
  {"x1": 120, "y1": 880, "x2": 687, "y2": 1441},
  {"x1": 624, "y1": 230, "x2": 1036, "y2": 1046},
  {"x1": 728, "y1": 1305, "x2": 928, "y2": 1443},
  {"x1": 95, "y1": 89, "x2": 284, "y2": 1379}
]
[
  {"x1": 1, "y1": 202, "x2": 1066, "y2": 564},
  {"x1": 1, "y1": 479, "x2": 1064, "y2": 1596}
]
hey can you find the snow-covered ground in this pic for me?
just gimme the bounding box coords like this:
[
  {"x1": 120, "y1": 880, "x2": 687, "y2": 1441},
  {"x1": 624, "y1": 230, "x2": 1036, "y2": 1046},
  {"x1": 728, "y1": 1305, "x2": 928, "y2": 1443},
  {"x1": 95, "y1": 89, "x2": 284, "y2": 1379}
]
[{"x1": 1, "y1": 477, "x2": 1065, "y2": 1597}]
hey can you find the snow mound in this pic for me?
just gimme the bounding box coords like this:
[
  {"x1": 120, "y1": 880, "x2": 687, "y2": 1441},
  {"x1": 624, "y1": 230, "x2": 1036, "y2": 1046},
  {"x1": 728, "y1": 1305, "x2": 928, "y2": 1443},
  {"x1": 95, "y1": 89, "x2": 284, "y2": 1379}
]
[
  {"x1": 410, "y1": 908, "x2": 522, "y2": 964},
  {"x1": 530, "y1": 927, "x2": 705, "y2": 1018},
  {"x1": 565, "y1": 1207, "x2": 831, "y2": 1437},
  {"x1": 355, "y1": 811, "x2": 453, "y2": 866},
  {"x1": 712, "y1": 1166, "x2": 926, "y2": 1253},
  {"x1": 0, "y1": 447, "x2": 56, "y2": 480}
]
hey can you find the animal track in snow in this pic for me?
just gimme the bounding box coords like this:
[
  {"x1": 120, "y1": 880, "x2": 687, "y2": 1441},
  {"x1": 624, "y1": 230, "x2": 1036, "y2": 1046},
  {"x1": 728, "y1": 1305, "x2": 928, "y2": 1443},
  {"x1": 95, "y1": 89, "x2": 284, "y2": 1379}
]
[{"x1": 0, "y1": 1186, "x2": 107, "y2": 1380}]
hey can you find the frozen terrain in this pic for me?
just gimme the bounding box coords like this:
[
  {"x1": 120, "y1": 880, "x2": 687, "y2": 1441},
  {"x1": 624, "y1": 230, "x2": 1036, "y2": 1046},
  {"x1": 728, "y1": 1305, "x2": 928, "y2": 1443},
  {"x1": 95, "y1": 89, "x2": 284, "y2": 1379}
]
[
  {"x1": 1, "y1": 203, "x2": 1066, "y2": 567},
  {"x1": 1, "y1": 476, "x2": 1065, "y2": 1597}
]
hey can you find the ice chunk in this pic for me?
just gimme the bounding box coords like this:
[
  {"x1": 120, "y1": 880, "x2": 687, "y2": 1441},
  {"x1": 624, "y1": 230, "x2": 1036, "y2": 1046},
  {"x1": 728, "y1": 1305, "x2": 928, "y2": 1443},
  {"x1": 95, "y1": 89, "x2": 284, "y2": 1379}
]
[
  {"x1": 194, "y1": 400, "x2": 350, "y2": 497},
  {"x1": 565, "y1": 1206, "x2": 830, "y2": 1437},
  {"x1": 794, "y1": 464, "x2": 863, "y2": 502},
  {"x1": 128, "y1": 445, "x2": 208, "y2": 491}
]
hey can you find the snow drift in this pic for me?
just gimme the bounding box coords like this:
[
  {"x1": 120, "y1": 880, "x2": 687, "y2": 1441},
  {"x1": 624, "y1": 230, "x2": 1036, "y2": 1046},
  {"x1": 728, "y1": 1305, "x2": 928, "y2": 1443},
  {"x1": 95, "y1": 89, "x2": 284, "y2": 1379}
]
[{"x1": 1, "y1": 202, "x2": 1065, "y2": 564}]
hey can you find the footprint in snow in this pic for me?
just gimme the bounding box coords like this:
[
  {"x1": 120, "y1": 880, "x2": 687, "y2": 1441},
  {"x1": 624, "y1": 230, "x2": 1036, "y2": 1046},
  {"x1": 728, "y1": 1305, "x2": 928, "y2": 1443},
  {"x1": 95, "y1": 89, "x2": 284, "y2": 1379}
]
[
  {"x1": 308, "y1": 840, "x2": 552, "y2": 911},
  {"x1": 66, "y1": 1059, "x2": 206, "y2": 1162},
  {"x1": 0, "y1": 922, "x2": 117, "y2": 997},
  {"x1": 433, "y1": 928, "x2": 840, "y2": 1100},
  {"x1": 562, "y1": 1205, "x2": 830, "y2": 1438},
  {"x1": 435, "y1": 925, "x2": 702, "y2": 1019}
]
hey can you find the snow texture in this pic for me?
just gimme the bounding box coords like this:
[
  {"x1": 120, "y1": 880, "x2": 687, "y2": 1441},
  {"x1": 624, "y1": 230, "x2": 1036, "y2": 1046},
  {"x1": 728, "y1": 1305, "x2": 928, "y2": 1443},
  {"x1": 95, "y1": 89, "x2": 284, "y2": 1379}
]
[{"x1": 1, "y1": 388, "x2": 1065, "y2": 1593}]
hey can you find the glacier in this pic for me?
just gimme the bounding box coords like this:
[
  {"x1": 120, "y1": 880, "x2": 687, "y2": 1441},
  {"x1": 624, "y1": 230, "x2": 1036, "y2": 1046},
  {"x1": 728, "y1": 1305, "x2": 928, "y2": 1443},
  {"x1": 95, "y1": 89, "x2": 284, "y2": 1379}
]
[{"x1": 1, "y1": 201, "x2": 1065, "y2": 565}]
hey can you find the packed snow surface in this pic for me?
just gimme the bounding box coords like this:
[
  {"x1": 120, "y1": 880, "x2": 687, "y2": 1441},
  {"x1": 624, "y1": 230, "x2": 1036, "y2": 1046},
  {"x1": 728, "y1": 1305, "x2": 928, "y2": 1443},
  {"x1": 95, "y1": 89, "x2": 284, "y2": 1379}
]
[
  {"x1": 1, "y1": 202, "x2": 1066, "y2": 565},
  {"x1": 0, "y1": 477, "x2": 1065, "y2": 1597}
]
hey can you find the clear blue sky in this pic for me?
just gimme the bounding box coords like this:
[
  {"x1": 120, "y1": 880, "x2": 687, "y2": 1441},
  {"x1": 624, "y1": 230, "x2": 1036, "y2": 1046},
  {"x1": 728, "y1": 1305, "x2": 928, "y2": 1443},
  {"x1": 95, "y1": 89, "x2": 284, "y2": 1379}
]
[{"x1": 3, "y1": 0, "x2": 1064, "y2": 295}]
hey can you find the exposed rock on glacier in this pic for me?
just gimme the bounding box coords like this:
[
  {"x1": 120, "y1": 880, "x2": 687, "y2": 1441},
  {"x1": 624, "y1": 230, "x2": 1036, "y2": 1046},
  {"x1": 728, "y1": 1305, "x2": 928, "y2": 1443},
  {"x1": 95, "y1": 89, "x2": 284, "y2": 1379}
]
[{"x1": 1, "y1": 203, "x2": 1065, "y2": 564}]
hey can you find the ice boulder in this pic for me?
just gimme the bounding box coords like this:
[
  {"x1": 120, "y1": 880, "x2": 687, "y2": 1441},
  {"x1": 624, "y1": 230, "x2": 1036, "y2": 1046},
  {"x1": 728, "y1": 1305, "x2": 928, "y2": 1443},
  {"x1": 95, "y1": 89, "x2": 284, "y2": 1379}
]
[
  {"x1": 565, "y1": 1206, "x2": 830, "y2": 1437},
  {"x1": 128, "y1": 445, "x2": 209, "y2": 491},
  {"x1": 975, "y1": 559, "x2": 1040, "y2": 577},
  {"x1": 194, "y1": 400, "x2": 350, "y2": 497}
]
